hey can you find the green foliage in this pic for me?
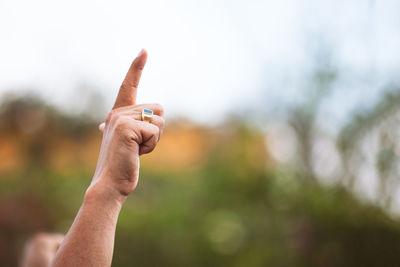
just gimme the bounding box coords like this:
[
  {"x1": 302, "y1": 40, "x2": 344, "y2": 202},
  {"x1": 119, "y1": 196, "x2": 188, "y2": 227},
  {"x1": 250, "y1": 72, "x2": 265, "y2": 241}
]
[{"x1": 1, "y1": 96, "x2": 400, "y2": 267}]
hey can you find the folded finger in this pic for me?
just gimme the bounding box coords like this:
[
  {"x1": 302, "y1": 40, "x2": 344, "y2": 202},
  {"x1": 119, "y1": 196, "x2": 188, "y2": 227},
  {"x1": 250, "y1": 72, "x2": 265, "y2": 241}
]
[
  {"x1": 99, "y1": 113, "x2": 164, "y2": 136},
  {"x1": 129, "y1": 120, "x2": 159, "y2": 155},
  {"x1": 114, "y1": 103, "x2": 164, "y2": 117}
]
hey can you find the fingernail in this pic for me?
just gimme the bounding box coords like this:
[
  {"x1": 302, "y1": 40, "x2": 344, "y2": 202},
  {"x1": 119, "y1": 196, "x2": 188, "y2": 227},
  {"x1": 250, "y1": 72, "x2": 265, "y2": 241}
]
[{"x1": 137, "y1": 49, "x2": 144, "y2": 57}]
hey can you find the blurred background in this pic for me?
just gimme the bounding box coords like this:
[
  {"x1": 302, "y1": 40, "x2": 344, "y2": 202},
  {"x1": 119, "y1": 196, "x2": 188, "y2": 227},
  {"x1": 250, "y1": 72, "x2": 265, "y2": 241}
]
[{"x1": 2, "y1": 0, "x2": 400, "y2": 266}]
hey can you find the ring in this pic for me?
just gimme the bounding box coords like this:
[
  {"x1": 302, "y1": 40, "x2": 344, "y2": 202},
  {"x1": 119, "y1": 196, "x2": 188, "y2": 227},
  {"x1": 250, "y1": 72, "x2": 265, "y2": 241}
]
[{"x1": 142, "y1": 109, "x2": 153, "y2": 123}]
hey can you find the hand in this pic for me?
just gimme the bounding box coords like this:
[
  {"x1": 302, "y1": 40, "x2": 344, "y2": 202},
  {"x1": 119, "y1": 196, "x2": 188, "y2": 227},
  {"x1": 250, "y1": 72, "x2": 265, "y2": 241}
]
[
  {"x1": 87, "y1": 49, "x2": 165, "y2": 202},
  {"x1": 20, "y1": 233, "x2": 64, "y2": 267}
]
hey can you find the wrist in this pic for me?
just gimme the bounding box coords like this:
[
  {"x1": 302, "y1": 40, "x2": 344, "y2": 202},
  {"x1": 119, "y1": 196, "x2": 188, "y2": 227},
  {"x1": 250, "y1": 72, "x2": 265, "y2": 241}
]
[{"x1": 84, "y1": 180, "x2": 127, "y2": 209}]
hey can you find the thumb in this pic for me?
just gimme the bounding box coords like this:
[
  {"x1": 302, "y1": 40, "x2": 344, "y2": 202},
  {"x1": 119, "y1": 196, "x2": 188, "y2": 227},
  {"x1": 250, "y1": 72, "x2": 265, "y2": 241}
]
[{"x1": 99, "y1": 122, "x2": 105, "y2": 132}]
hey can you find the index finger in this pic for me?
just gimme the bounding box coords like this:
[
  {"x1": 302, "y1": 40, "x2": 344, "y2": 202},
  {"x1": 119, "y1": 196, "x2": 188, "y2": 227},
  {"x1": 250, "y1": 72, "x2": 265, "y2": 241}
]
[{"x1": 113, "y1": 49, "x2": 148, "y2": 109}]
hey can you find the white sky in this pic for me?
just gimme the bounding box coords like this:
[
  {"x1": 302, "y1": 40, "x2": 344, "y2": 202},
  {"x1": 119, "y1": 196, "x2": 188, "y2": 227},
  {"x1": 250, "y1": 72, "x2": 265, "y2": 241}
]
[{"x1": 1, "y1": 0, "x2": 400, "y2": 123}]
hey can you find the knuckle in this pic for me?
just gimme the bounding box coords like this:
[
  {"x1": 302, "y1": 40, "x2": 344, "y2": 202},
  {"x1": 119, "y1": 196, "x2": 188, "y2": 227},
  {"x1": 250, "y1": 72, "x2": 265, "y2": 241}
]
[
  {"x1": 150, "y1": 124, "x2": 159, "y2": 136},
  {"x1": 115, "y1": 117, "x2": 129, "y2": 130},
  {"x1": 154, "y1": 117, "x2": 165, "y2": 130},
  {"x1": 158, "y1": 117, "x2": 165, "y2": 129},
  {"x1": 155, "y1": 103, "x2": 164, "y2": 116},
  {"x1": 121, "y1": 81, "x2": 137, "y2": 92},
  {"x1": 150, "y1": 126, "x2": 160, "y2": 142},
  {"x1": 120, "y1": 82, "x2": 128, "y2": 91},
  {"x1": 106, "y1": 110, "x2": 118, "y2": 123}
]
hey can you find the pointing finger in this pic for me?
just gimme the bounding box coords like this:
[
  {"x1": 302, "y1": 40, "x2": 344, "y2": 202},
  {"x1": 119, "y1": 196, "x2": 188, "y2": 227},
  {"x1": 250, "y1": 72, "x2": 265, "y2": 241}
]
[{"x1": 113, "y1": 49, "x2": 148, "y2": 109}]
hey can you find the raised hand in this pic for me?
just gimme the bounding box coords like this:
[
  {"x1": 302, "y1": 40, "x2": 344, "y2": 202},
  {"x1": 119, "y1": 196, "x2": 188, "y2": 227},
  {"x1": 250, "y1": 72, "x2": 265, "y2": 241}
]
[
  {"x1": 52, "y1": 50, "x2": 165, "y2": 267},
  {"x1": 89, "y1": 49, "x2": 165, "y2": 201}
]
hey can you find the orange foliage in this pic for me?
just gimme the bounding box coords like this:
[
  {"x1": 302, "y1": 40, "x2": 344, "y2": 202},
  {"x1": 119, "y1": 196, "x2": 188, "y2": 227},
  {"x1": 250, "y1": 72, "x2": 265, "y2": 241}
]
[
  {"x1": 0, "y1": 134, "x2": 26, "y2": 173},
  {"x1": 141, "y1": 123, "x2": 215, "y2": 172},
  {"x1": 0, "y1": 121, "x2": 219, "y2": 174}
]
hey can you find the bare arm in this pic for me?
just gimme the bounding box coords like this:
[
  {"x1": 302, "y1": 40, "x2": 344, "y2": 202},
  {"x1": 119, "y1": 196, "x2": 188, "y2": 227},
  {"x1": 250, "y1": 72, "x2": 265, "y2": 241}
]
[
  {"x1": 51, "y1": 187, "x2": 122, "y2": 266},
  {"x1": 51, "y1": 49, "x2": 165, "y2": 267}
]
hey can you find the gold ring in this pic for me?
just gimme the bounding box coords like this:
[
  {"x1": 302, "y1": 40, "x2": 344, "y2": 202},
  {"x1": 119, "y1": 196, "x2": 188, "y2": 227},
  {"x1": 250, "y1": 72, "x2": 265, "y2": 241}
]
[{"x1": 142, "y1": 109, "x2": 153, "y2": 123}]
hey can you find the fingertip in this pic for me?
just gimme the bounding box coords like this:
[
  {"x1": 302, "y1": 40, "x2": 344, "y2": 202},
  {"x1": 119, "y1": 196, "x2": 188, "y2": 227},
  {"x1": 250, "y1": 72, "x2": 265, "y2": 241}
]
[
  {"x1": 136, "y1": 49, "x2": 148, "y2": 65},
  {"x1": 99, "y1": 122, "x2": 105, "y2": 132},
  {"x1": 137, "y1": 48, "x2": 147, "y2": 58}
]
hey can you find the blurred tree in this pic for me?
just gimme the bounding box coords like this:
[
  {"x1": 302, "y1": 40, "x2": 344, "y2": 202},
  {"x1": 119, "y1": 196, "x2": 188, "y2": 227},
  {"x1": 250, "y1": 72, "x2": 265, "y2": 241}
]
[{"x1": 1, "y1": 93, "x2": 400, "y2": 266}]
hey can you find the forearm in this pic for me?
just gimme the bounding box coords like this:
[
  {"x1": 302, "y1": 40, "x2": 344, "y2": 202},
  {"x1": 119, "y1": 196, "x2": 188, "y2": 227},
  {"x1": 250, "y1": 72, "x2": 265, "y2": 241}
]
[{"x1": 51, "y1": 183, "x2": 125, "y2": 267}]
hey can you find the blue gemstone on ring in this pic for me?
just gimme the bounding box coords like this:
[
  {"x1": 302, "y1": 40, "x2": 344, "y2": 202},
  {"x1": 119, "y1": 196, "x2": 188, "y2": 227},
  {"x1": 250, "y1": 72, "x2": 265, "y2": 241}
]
[{"x1": 143, "y1": 109, "x2": 153, "y2": 115}]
